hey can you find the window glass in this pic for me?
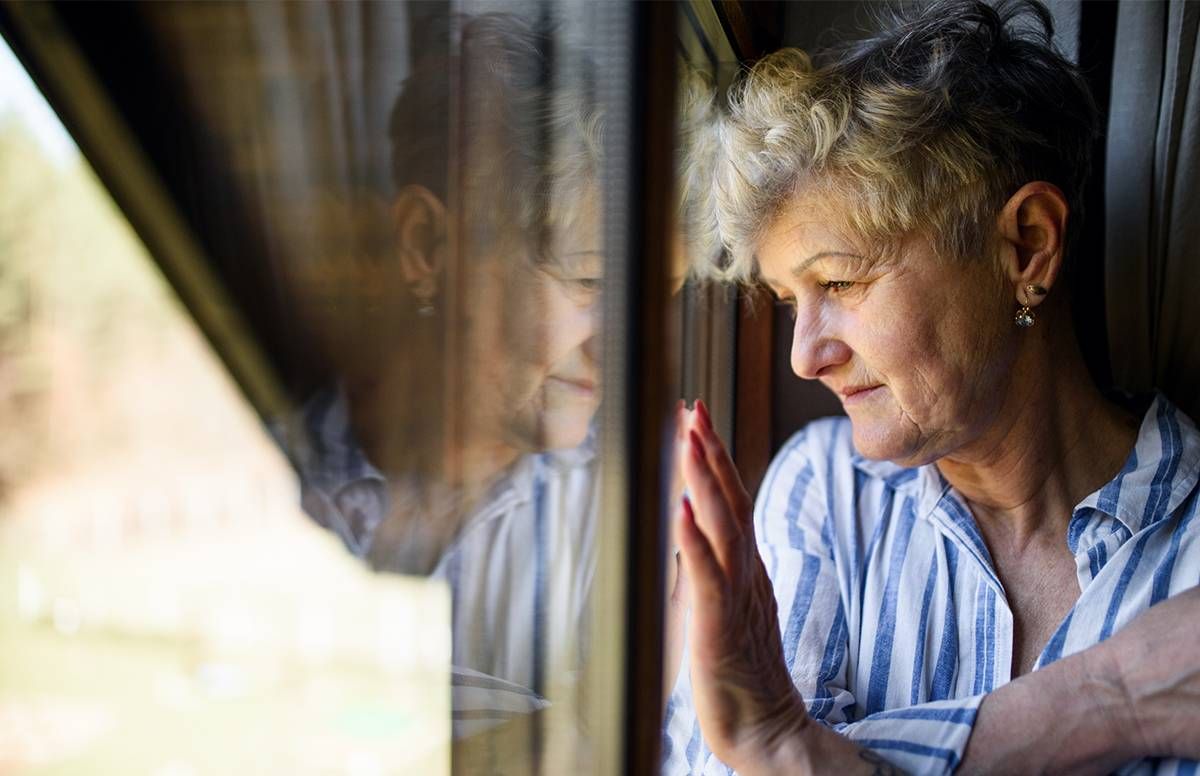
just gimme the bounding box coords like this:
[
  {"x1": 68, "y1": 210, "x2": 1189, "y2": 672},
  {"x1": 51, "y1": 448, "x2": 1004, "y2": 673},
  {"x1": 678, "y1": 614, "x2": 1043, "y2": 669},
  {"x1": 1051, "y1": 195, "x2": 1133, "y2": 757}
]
[
  {"x1": 0, "y1": 37, "x2": 450, "y2": 774},
  {"x1": 0, "y1": 0, "x2": 693, "y2": 772},
  {"x1": 674, "y1": 2, "x2": 739, "y2": 434}
]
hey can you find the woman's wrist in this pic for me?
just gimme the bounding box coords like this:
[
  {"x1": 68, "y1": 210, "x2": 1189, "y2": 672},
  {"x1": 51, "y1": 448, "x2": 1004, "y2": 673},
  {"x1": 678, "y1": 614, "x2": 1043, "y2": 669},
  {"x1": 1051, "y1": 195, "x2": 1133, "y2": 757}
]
[
  {"x1": 1031, "y1": 642, "x2": 1142, "y2": 772},
  {"x1": 1084, "y1": 630, "x2": 1160, "y2": 763},
  {"x1": 747, "y1": 708, "x2": 908, "y2": 776},
  {"x1": 728, "y1": 690, "x2": 813, "y2": 775}
]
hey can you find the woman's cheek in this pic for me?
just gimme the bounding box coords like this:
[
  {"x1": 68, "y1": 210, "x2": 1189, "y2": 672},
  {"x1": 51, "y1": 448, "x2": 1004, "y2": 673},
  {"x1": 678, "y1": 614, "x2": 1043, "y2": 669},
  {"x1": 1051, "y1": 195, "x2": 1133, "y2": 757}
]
[
  {"x1": 855, "y1": 294, "x2": 922, "y2": 370},
  {"x1": 539, "y1": 280, "x2": 591, "y2": 368}
]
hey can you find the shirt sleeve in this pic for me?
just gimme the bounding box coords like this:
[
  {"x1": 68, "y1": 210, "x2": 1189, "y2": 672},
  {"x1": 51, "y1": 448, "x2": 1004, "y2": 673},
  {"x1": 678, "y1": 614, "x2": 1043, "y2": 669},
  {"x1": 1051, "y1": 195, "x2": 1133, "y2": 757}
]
[
  {"x1": 756, "y1": 422, "x2": 982, "y2": 775},
  {"x1": 661, "y1": 422, "x2": 981, "y2": 776}
]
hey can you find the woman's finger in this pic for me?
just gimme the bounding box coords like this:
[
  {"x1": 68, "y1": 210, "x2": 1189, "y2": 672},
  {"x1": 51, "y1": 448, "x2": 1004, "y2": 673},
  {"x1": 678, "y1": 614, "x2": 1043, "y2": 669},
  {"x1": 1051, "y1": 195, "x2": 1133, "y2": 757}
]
[
  {"x1": 693, "y1": 400, "x2": 754, "y2": 527},
  {"x1": 682, "y1": 429, "x2": 743, "y2": 570}
]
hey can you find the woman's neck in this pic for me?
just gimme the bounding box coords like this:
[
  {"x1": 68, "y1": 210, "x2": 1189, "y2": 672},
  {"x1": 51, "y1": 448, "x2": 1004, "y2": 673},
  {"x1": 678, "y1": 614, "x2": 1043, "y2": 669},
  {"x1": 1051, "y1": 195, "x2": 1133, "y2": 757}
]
[
  {"x1": 935, "y1": 314, "x2": 1140, "y2": 546},
  {"x1": 347, "y1": 373, "x2": 521, "y2": 498}
]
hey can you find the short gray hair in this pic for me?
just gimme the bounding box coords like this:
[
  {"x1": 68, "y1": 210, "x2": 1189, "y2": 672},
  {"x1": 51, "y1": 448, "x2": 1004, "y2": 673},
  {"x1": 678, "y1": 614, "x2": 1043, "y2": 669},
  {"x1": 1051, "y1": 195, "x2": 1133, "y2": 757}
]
[
  {"x1": 389, "y1": 12, "x2": 602, "y2": 257},
  {"x1": 702, "y1": 0, "x2": 1098, "y2": 282}
]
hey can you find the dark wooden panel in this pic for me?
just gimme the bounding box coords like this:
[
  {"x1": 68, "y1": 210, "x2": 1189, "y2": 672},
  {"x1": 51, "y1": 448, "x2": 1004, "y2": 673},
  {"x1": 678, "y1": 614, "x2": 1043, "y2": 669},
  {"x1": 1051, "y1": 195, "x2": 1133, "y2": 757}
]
[{"x1": 622, "y1": 3, "x2": 677, "y2": 773}]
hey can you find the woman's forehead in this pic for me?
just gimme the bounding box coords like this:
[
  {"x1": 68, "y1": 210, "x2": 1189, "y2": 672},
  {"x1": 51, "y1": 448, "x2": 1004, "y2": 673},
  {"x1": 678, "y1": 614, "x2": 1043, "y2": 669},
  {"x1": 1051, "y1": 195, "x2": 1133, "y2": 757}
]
[
  {"x1": 552, "y1": 249, "x2": 604, "y2": 273},
  {"x1": 756, "y1": 195, "x2": 865, "y2": 275}
]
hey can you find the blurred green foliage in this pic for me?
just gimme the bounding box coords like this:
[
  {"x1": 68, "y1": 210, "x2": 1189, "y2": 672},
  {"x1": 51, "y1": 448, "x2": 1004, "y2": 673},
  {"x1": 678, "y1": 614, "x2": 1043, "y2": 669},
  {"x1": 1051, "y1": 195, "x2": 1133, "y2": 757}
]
[{"x1": 0, "y1": 110, "x2": 186, "y2": 500}]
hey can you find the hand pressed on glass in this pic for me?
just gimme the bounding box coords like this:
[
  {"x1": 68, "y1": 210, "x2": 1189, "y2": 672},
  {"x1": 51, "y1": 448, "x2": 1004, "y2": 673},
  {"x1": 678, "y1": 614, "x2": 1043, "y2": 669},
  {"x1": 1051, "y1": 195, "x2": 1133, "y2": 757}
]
[
  {"x1": 673, "y1": 400, "x2": 1200, "y2": 775},
  {"x1": 675, "y1": 399, "x2": 810, "y2": 773},
  {"x1": 675, "y1": 401, "x2": 916, "y2": 776}
]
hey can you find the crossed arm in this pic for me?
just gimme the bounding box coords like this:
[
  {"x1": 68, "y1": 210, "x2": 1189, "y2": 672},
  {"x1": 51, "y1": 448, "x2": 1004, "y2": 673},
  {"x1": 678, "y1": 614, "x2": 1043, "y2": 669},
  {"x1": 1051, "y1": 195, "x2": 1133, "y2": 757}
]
[{"x1": 667, "y1": 401, "x2": 1200, "y2": 775}]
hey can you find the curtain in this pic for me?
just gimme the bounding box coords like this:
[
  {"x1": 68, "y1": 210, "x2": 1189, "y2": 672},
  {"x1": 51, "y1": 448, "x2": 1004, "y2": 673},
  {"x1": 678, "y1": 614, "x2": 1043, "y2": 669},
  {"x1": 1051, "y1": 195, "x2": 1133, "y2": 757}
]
[{"x1": 1106, "y1": 0, "x2": 1200, "y2": 419}]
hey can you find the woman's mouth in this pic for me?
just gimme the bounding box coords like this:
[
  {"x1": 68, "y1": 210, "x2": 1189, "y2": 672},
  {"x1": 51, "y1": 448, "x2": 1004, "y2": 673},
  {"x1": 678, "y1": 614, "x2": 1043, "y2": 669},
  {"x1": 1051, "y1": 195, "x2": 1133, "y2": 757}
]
[
  {"x1": 547, "y1": 375, "x2": 597, "y2": 398},
  {"x1": 840, "y1": 384, "x2": 884, "y2": 405}
]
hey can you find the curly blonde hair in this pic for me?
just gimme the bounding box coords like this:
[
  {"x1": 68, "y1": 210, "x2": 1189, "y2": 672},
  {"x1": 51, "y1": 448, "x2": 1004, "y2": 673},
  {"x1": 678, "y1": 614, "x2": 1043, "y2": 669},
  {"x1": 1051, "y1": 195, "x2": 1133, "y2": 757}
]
[{"x1": 701, "y1": 0, "x2": 1097, "y2": 282}]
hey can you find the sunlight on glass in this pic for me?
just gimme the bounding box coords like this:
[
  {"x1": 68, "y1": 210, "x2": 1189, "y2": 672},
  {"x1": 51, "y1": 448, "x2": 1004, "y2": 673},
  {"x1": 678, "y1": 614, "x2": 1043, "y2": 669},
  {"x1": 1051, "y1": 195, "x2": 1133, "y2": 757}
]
[{"x1": 0, "y1": 36, "x2": 449, "y2": 776}]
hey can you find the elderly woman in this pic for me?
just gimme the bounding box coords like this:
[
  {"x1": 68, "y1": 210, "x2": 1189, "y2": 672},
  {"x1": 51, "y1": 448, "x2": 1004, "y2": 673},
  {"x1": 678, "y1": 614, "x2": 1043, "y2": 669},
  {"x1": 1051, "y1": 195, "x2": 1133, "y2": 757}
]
[{"x1": 664, "y1": 1, "x2": 1200, "y2": 774}]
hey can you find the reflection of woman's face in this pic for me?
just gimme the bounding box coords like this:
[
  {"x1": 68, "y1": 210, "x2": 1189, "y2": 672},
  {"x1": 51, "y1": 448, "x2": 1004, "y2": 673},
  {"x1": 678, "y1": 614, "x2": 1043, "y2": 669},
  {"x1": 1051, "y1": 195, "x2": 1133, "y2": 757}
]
[
  {"x1": 459, "y1": 208, "x2": 602, "y2": 455},
  {"x1": 757, "y1": 191, "x2": 1015, "y2": 467}
]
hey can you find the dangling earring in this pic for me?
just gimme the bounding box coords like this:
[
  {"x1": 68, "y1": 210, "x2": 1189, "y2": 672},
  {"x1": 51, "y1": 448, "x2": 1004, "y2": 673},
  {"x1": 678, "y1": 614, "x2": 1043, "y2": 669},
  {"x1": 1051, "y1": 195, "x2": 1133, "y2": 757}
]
[
  {"x1": 1014, "y1": 305, "x2": 1035, "y2": 328},
  {"x1": 1014, "y1": 284, "x2": 1047, "y2": 328}
]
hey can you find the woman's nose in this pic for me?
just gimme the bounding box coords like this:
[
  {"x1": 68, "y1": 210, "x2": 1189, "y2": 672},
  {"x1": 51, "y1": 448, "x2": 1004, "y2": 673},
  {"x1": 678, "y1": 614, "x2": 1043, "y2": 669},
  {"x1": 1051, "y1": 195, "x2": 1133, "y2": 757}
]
[
  {"x1": 789, "y1": 310, "x2": 851, "y2": 380},
  {"x1": 581, "y1": 293, "x2": 602, "y2": 344},
  {"x1": 567, "y1": 294, "x2": 601, "y2": 364}
]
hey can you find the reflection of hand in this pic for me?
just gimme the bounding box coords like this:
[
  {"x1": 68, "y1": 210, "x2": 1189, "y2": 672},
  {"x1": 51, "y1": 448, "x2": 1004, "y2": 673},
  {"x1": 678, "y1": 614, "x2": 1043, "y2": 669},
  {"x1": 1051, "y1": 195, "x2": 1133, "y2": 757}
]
[
  {"x1": 663, "y1": 400, "x2": 690, "y2": 704},
  {"x1": 676, "y1": 399, "x2": 809, "y2": 773},
  {"x1": 1095, "y1": 585, "x2": 1200, "y2": 760}
]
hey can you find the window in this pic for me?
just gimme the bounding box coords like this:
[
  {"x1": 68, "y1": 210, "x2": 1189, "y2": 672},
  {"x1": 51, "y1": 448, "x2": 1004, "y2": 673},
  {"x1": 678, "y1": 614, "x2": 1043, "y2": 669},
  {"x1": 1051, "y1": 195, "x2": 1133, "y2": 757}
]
[{"x1": 0, "y1": 2, "x2": 736, "y2": 773}]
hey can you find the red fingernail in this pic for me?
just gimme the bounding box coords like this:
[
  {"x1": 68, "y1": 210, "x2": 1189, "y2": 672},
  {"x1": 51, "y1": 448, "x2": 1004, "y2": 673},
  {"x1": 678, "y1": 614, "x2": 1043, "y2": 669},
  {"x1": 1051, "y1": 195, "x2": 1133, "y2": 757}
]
[
  {"x1": 689, "y1": 429, "x2": 704, "y2": 460},
  {"x1": 696, "y1": 399, "x2": 713, "y2": 431}
]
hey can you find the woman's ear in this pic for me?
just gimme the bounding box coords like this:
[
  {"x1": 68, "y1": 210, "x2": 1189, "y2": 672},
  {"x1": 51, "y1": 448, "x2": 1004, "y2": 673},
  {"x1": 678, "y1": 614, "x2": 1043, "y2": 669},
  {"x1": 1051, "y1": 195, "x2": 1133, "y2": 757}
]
[
  {"x1": 996, "y1": 181, "x2": 1069, "y2": 309},
  {"x1": 392, "y1": 184, "x2": 448, "y2": 302}
]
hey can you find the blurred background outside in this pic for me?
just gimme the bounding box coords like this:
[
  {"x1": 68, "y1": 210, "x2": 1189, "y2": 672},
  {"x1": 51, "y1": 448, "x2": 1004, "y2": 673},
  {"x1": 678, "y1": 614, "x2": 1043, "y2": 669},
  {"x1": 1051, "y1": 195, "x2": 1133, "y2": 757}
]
[{"x1": 0, "y1": 38, "x2": 450, "y2": 776}]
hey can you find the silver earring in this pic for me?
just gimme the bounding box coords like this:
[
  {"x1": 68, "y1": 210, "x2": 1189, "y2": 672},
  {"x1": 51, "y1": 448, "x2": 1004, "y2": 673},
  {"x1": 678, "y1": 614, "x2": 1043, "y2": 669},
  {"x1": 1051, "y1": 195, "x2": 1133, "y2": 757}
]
[{"x1": 1014, "y1": 284, "x2": 1046, "y2": 328}]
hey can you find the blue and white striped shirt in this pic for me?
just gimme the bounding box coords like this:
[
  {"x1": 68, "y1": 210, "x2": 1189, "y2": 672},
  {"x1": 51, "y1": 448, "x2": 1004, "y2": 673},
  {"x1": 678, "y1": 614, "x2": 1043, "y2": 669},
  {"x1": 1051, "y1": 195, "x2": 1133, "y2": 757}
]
[
  {"x1": 663, "y1": 393, "x2": 1200, "y2": 775},
  {"x1": 279, "y1": 388, "x2": 598, "y2": 737}
]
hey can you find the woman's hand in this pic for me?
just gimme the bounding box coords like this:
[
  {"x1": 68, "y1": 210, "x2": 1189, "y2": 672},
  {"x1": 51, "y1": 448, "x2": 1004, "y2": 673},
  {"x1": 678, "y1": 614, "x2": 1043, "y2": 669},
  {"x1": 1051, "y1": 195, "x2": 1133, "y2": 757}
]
[{"x1": 675, "y1": 399, "x2": 811, "y2": 774}]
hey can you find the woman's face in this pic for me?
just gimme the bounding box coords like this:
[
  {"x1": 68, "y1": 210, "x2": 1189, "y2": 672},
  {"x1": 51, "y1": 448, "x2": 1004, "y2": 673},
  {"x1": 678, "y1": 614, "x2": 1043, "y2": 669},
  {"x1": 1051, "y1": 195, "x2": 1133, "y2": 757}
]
[
  {"x1": 757, "y1": 190, "x2": 1017, "y2": 467},
  {"x1": 459, "y1": 208, "x2": 602, "y2": 455}
]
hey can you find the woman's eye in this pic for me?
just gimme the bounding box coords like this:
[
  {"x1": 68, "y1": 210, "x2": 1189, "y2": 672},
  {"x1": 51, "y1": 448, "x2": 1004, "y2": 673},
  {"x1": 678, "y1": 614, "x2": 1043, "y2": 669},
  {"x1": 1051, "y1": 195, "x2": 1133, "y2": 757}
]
[
  {"x1": 818, "y1": 280, "x2": 856, "y2": 293},
  {"x1": 555, "y1": 276, "x2": 602, "y2": 299},
  {"x1": 569, "y1": 278, "x2": 603, "y2": 293}
]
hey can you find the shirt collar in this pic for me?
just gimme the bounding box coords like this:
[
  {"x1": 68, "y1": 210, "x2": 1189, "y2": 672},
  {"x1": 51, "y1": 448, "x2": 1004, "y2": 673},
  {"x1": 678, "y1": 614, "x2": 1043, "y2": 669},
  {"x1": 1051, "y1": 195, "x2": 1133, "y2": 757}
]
[
  {"x1": 1072, "y1": 392, "x2": 1200, "y2": 535},
  {"x1": 280, "y1": 385, "x2": 385, "y2": 498},
  {"x1": 849, "y1": 448, "x2": 944, "y2": 518},
  {"x1": 453, "y1": 426, "x2": 598, "y2": 538},
  {"x1": 849, "y1": 392, "x2": 1200, "y2": 536},
  {"x1": 283, "y1": 388, "x2": 599, "y2": 536}
]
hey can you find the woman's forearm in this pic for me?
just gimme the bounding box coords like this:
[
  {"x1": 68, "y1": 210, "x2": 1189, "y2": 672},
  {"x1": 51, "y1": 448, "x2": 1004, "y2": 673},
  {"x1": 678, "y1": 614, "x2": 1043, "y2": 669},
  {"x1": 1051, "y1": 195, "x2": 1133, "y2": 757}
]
[
  {"x1": 957, "y1": 644, "x2": 1133, "y2": 775},
  {"x1": 739, "y1": 642, "x2": 1134, "y2": 776},
  {"x1": 964, "y1": 587, "x2": 1200, "y2": 774}
]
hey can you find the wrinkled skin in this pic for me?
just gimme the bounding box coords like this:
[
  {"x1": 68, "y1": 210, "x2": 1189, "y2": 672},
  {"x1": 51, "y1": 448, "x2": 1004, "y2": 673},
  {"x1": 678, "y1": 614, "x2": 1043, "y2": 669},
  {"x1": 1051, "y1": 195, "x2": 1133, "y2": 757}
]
[
  {"x1": 672, "y1": 400, "x2": 809, "y2": 772},
  {"x1": 1095, "y1": 586, "x2": 1200, "y2": 761}
]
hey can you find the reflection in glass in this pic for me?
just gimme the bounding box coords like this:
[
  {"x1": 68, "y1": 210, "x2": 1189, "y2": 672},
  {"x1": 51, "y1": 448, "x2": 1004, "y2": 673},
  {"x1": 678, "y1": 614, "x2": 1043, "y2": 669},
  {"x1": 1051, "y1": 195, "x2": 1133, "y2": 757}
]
[
  {"x1": 0, "y1": 35, "x2": 449, "y2": 774},
  {"x1": 133, "y1": 0, "x2": 609, "y2": 764},
  {"x1": 0, "y1": 0, "x2": 713, "y2": 770}
]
